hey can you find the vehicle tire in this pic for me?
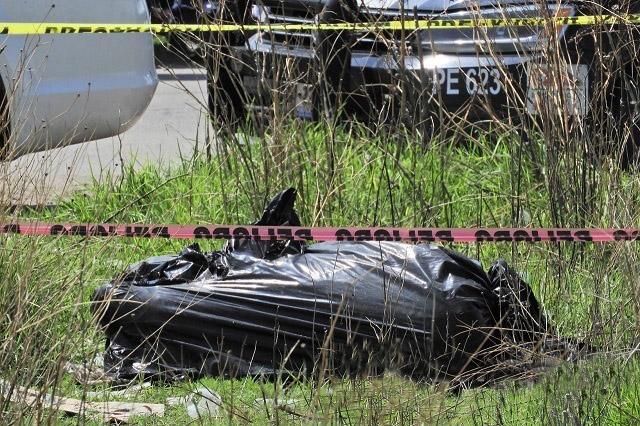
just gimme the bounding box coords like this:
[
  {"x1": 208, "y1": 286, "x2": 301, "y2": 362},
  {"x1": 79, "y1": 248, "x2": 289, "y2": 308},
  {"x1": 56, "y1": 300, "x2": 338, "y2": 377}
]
[
  {"x1": 206, "y1": 0, "x2": 251, "y2": 134},
  {"x1": 578, "y1": 2, "x2": 640, "y2": 168},
  {"x1": 599, "y1": 3, "x2": 640, "y2": 168},
  {"x1": 206, "y1": 43, "x2": 246, "y2": 132},
  {"x1": 617, "y1": 47, "x2": 640, "y2": 167},
  {"x1": 313, "y1": 0, "x2": 356, "y2": 122},
  {"x1": 593, "y1": 33, "x2": 640, "y2": 168},
  {"x1": 0, "y1": 78, "x2": 9, "y2": 160}
]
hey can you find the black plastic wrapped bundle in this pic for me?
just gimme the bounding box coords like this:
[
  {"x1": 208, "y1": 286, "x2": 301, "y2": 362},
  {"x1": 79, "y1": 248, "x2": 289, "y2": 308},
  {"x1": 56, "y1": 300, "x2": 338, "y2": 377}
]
[{"x1": 92, "y1": 188, "x2": 559, "y2": 385}]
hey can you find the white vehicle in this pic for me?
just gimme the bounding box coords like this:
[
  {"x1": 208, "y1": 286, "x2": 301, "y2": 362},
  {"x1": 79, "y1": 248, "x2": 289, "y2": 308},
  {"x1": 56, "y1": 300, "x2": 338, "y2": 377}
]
[{"x1": 0, "y1": 0, "x2": 158, "y2": 159}]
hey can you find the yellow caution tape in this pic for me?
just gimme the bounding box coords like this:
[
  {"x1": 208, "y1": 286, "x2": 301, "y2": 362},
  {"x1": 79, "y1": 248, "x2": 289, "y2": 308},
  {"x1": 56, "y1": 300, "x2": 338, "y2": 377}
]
[{"x1": 0, "y1": 15, "x2": 638, "y2": 34}]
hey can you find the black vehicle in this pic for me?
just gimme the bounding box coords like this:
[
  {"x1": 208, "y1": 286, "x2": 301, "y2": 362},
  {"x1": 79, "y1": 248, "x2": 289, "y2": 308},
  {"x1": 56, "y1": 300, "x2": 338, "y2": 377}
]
[
  {"x1": 148, "y1": 0, "x2": 218, "y2": 57},
  {"x1": 208, "y1": 1, "x2": 639, "y2": 156},
  {"x1": 148, "y1": 0, "x2": 174, "y2": 23},
  {"x1": 148, "y1": 0, "x2": 218, "y2": 23}
]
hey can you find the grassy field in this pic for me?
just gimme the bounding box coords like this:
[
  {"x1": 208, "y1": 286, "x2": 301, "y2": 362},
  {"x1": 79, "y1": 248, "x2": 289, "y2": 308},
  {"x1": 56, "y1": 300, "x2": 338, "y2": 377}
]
[{"x1": 2, "y1": 122, "x2": 640, "y2": 424}]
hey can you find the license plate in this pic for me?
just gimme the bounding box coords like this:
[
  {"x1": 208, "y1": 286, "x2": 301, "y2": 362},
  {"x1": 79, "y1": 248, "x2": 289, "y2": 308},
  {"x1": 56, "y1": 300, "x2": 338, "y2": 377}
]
[
  {"x1": 434, "y1": 67, "x2": 504, "y2": 97},
  {"x1": 527, "y1": 63, "x2": 589, "y2": 116}
]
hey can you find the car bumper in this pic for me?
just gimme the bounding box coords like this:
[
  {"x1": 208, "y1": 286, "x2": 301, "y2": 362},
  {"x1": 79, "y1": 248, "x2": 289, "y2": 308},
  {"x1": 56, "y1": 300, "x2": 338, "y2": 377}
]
[
  {"x1": 5, "y1": 33, "x2": 158, "y2": 159},
  {"x1": 228, "y1": 36, "x2": 589, "y2": 123},
  {"x1": 10, "y1": 71, "x2": 158, "y2": 158}
]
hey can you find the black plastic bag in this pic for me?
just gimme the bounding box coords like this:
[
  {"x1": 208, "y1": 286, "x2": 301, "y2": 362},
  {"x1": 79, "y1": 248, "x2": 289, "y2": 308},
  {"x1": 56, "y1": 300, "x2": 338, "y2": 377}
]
[{"x1": 92, "y1": 189, "x2": 565, "y2": 385}]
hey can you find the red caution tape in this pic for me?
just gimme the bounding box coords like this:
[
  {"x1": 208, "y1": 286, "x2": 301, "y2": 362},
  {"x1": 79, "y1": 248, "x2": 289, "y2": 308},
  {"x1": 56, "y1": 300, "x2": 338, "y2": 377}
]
[{"x1": 1, "y1": 222, "x2": 640, "y2": 243}]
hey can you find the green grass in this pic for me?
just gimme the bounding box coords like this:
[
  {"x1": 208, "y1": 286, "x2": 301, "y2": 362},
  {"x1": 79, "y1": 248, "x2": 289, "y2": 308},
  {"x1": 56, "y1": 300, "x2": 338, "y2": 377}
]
[
  {"x1": 3, "y1": 123, "x2": 640, "y2": 424},
  {"x1": 46, "y1": 359, "x2": 640, "y2": 424}
]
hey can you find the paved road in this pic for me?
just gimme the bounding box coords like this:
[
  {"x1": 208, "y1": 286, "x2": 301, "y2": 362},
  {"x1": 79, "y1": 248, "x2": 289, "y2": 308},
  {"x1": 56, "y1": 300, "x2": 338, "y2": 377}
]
[{"x1": 3, "y1": 61, "x2": 209, "y2": 205}]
